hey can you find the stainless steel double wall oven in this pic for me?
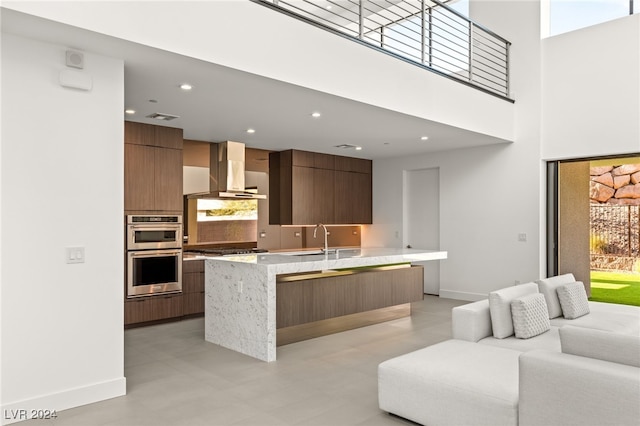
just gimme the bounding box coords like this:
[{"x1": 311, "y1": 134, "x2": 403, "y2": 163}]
[{"x1": 126, "y1": 215, "x2": 183, "y2": 298}]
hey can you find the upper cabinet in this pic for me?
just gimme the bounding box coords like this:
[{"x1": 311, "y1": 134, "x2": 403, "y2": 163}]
[
  {"x1": 269, "y1": 150, "x2": 372, "y2": 225},
  {"x1": 124, "y1": 121, "x2": 183, "y2": 213}
]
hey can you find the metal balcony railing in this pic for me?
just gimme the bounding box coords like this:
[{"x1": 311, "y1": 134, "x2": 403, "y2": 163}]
[{"x1": 254, "y1": 0, "x2": 512, "y2": 100}]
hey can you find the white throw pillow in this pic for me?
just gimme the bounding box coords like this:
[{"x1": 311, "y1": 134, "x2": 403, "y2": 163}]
[
  {"x1": 560, "y1": 325, "x2": 640, "y2": 368},
  {"x1": 556, "y1": 281, "x2": 590, "y2": 319},
  {"x1": 511, "y1": 293, "x2": 551, "y2": 339},
  {"x1": 488, "y1": 282, "x2": 539, "y2": 339},
  {"x1": 536, "y1": 273, "x2": 576, "y2": 319}
]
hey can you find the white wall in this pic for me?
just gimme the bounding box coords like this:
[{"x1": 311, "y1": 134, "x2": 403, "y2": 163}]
[
  {"x1": 2, "y1": 0, "x2": 514, "y2": 143},
  {"x1": 1, "y1": 34, "x2": 125, "y2": 422},
  {"x1": 542, "y1": 14, "x2": 640, "y2": 160},
  {"x1": 365, "y1": 0, "x2": 544, "y2": 300}
]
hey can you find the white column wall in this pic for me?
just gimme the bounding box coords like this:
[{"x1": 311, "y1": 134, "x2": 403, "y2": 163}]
[
  {"x1": 365, "y1": 0, "x2": 544, "y2": 300},
  {"x1": 1, "y1": 34, "x2": 125, "y2": 422},
  {"x1": 542, "y1": 14, "x2": 640, "y2": 160}
]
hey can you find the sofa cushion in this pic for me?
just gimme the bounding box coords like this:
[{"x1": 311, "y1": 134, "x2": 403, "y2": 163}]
[
  {"x1": 535, "y1": 273, "x2": 575, "y2": 318},
  {"x1": 557, "y1": 281, "x2": 590, "y2": 319},
  {"x1": 551, "y1": 301, "x2": 640, "y2": 335},
  {"x1": 560, "y1": 325, "x2": 640, "y2": 368},
  {"x1": 378, "y1": 340, "x2": 520, "y2": 426},
  {"x1": 511, "y1": 293, "x2": 551, "y2": 339},
  {"x1": 489, "y1": 282, "x2": 539, "y2": 338},
  {"x1": 479, "y1": 326, "x2": 560, "y2": 352}
]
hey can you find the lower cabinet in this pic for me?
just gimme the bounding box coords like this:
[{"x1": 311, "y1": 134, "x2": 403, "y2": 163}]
[
  {"x1": 124, "y1": 293, "x2": 183, "y2": 325},
  {"x1": 124, "y1": 260, "x2": 204, "y2": 327},
  {"x1": 182, "y1": 260, "x2": 205, "y2": 316},
  {"x1": 276, "y1": 264, "x2": 424, "y2": 329}
]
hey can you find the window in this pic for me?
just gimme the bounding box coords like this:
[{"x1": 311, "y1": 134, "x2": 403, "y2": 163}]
[
  {"x1": 195, "y1": 199, "x2": 258, "y2": 243},
  {"x1": 196, "y1": 199, "x2": 257, "y2": 222},
  {"x1": 548, "y1": 0, "x2": 637, "y2": 37}
]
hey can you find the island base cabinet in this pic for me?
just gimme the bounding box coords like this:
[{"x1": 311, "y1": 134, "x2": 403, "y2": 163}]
[
  {"x1": 276, "y1": 265, "x2": 423, "y2": 330},
  {"x1": 124, "y1": 294, "x2": 183, "y2": 326}
]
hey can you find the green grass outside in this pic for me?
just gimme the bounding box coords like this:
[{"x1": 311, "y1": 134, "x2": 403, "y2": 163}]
[{"x1": 590, "y1": 271, "x2": 640, "y2": 307}]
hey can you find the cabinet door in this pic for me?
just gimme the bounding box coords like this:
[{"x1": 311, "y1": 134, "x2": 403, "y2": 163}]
[
  {"x1": 155, "y1": 126, "x2": 183, "y2": 150},
  {"x1": 124, "y1": 144, "x2": 155, "y2": 211},
  {"x1": 124, "y1": 294, "x2": 183, "y2": 325},
  {"x1": 183, "y1": 292, "x2": 204, "y2": 316},
  {"x1": 124, "y1": 121, "x2": 155, "y2": 146},
  {"x1": 291, "y1": 166, "x2": 315, "y2": 225},
  {"x1": 154, "y1": 148, "x2": 183, "y2": 211},
  {"x1": 334, "y1": 171, "x2": 372, "y2": 224},
  {"x1": 313, "y1": 168, "x2": 335, "y2": 224},
  {"x1": 291, "y1": 167, "x2": 335, "y2": 225}
]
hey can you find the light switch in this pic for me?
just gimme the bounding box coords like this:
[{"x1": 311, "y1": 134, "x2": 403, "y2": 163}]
[
  {"x1": 518, "y1": 233, "x2": 527, "y2": 242},
  {"x1": 66, "y1": 247, "x2": 85, "y2": 264}
]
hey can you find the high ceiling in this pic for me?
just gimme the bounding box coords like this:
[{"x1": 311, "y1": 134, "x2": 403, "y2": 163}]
[{"x1": 1, "y1": 7, "x2": 510, "y2": 159}]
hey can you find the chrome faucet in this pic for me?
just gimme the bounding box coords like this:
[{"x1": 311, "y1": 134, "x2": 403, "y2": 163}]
[{"x1": 313, "y1": 223, "x2": 329, "y2": 253}]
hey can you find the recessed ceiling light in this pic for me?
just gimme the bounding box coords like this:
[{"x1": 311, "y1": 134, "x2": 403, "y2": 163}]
[
  {"x1": 148, "y1": 99, "x2": 158, "y2": 103},
  {"x1": 125, "y1": 109, "x2": 136, "y2": 115},
  {"x1": 326, "y1": 5, "x2": 332, "y2": 9},
  {"x1": 246, "y1": 128, "x2": 256, "y2": 134},
  {"x1": 311, "y1": 112, "x2": 321, "y2": 118},
  {"x1": 420, "y1": 136, "x2": 429, "y2": 141},
  {"x1": 180, "y1": 83, "x2": 193, "y2": 91},
  {"x1": 355, "y1": 146, "x2": 363, "y2": 151}
]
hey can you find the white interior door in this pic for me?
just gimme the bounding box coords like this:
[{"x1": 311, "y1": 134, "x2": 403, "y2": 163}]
[{"x1": 404, "y1": 168, "x2": 440, "y2": 295}]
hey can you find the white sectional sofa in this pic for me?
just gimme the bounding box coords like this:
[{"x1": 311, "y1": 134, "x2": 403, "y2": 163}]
[{"x1": 378, "y1": 274, "x2": 640, "y2": 426}]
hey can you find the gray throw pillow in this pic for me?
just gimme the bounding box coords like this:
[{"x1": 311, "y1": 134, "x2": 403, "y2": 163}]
[
  {"x1": 511, "y1": 293, "x2": 551, "y2": 339},
  {"x1": 556, "y1": 281, "x2": 590, "y2": 319}
]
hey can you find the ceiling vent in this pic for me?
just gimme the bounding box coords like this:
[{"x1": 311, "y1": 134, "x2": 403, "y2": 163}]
[
  {"x1": 334, "y1": 143, "x2": 362, "y2": 151},
  {"x1": 146, "y1": 112, "x2": 180, "y2": 121}
]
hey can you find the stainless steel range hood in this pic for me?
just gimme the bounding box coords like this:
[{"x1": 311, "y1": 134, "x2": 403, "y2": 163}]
[{"x1": 189, "y1": 141, "x2": 266, "y2": 199}]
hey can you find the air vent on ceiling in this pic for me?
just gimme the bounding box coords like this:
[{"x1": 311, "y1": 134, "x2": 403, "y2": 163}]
[{"x1": 146, "y1": 112, "x2": 180, "y2": 121}]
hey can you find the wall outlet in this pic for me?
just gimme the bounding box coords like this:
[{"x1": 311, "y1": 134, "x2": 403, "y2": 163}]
[
  {"x1": 66, "y1": 247, "x2": 85, "y2": 264},
  {"x1": 237, "y1": 281, "x2": 243, "y2": 293}
]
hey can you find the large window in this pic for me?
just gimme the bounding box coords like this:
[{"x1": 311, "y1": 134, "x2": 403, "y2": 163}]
[{"x1": 548, "y1": 0, "x2": 638, "y2": 37}]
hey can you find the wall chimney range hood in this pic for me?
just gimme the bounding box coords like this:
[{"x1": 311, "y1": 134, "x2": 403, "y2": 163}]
[{"x1": 195, "y1": 141, "x2": 266, "y2": 200}]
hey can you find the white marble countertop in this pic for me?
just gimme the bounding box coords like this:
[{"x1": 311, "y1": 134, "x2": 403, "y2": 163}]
[
  {"x1": 203, "y1": 247, "x2": 447, "y2": 362},
  {"x1": 202, "y1": 247, "x2": 447, "y2": 275}
]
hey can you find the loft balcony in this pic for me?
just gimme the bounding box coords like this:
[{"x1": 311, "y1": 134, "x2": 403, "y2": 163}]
[{"x1": 255, "y1": 0, "x2": 513, "y2": 101}]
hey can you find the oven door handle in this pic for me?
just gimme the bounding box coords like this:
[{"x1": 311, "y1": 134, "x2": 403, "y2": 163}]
[{"x1": 129, "y1": 249, "x2": 182, "y2": 257}]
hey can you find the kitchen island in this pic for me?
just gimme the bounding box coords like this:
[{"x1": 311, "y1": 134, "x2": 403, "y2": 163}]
[{"x1": 204, "y1": 248, "x2": 447, "y2": 361}]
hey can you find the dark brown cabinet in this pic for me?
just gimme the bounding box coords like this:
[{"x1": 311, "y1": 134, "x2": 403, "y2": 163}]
[
  {"x1": 124, "y1": 293, "x2": 183, "y2": 326},
  {"x1": 182, "y1": 260, "x2": 204, "y2": 316},
  {"x1": 270, "y1": 149, "x2": 372, "y2": 225},
  {"x1": 276, "y1": 265, "x2": 423, "y2": 329},
  {"x1": 124, "y1": 121, "x2": 183, "y2": 213}
]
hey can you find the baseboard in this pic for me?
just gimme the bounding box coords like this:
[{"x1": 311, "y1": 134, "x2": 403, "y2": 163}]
[
  {"x1": 2, "y1": 377, "x2": 126, "y2": 425},
  {"x1": 439, "y1": 289, "x2": 487, "y2": 302}
]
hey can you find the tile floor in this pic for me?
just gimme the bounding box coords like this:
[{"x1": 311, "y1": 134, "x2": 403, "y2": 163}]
[{"x1": 22, "y1": 296, "x2": 465, "y2": 426}]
